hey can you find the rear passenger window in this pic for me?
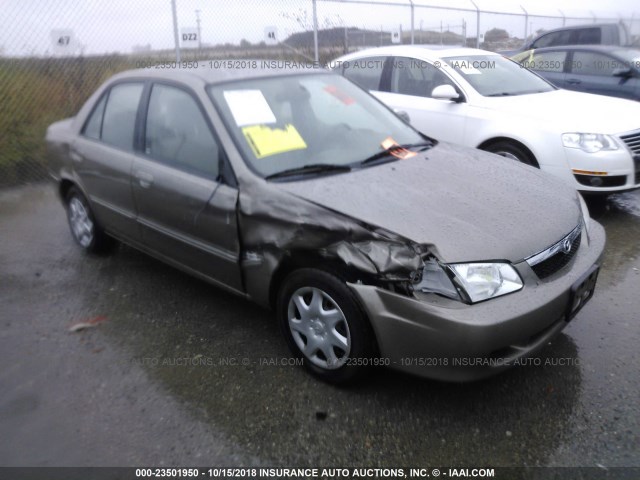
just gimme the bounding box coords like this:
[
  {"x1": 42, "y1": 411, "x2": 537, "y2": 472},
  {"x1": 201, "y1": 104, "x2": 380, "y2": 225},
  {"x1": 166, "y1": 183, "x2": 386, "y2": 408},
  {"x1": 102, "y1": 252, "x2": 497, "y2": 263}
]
[
  {"x1": 343, "y1": 57, "x2": 385, "y2": 91},
  {"x1": 144, "y1": 84, "x2": 219, "y2": 178},
  {"x1": 82, "y1": 94, "x2": 107, "y2": 140},
  {"x1": 101, "y1": 83, "x2": 144, "y2": 151}
]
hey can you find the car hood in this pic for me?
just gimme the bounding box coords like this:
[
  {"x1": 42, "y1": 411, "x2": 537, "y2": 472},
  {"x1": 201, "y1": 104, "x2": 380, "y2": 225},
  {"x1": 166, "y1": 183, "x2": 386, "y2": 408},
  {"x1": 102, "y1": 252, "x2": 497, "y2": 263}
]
[
  {"x1": 277, "y1": 142, "x2": 581, "y2": 263},
  {"x1": 481, "y1": 89, "x2": 640, "y2": 134}
]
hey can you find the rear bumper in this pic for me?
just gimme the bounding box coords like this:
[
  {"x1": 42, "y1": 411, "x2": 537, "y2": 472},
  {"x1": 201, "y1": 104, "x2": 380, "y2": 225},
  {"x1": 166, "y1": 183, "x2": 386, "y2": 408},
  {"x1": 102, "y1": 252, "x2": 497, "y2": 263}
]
[{"x1": 347, "y1": 220, "x2": 606, "y2": 382}]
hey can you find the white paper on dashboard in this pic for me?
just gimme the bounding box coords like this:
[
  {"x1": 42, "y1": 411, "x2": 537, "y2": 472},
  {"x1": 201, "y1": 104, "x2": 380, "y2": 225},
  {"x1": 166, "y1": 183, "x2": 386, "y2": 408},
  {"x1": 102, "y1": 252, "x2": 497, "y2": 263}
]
[{"x1": 223, "y1": 90, "x2": 277, "y2": 126}]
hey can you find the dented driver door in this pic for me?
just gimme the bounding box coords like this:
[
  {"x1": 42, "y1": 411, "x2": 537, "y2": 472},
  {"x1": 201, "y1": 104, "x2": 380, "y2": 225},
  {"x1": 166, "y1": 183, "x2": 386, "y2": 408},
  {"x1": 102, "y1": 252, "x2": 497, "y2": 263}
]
[{"x1": 131, "y1": 157, "x2": 243, "y2": 292}]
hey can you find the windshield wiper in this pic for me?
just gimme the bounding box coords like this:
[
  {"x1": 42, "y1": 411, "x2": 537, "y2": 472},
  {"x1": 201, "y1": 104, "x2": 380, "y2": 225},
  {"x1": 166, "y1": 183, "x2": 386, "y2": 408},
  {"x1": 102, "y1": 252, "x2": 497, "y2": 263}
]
[
  {"x1": 486, "y1": 92, "x2": 515, "y2": 97},
  {"x1": 359, "y1": 141, "x2": 434, "y2": 166},
  {"x1": 265, "y1": 163, "x2": 352, "y2": 180}
]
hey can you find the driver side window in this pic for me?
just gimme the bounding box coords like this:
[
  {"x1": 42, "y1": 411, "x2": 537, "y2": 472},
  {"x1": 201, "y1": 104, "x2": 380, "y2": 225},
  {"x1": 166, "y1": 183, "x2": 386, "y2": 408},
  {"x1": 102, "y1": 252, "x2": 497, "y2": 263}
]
[
  {"x1": 145, "y1": 84, "x2": 220, "y2": 179},
  {"x1": 532, "y1": 30, "x2": 571, "y2": 49},
  {"x1": 390, "y1": 57, "x2": 453, "y2": 98}
]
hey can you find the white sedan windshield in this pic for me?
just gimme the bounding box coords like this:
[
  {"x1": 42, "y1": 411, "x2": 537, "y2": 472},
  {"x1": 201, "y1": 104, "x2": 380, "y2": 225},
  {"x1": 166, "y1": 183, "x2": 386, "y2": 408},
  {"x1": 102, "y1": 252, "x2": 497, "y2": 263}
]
[{"x1": 444, "y1": 55, "x2": 555, "y2": 97}]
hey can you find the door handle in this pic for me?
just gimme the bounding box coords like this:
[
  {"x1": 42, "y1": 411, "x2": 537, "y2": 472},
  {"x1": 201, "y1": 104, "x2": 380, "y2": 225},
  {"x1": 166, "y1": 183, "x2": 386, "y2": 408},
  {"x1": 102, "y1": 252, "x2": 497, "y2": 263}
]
[
  {"x1": 134, "y1": 171, "x2": 154, "y2": 188},
  {"x1": 566, "y1": 78, "x2": 582, "y2": 85}
]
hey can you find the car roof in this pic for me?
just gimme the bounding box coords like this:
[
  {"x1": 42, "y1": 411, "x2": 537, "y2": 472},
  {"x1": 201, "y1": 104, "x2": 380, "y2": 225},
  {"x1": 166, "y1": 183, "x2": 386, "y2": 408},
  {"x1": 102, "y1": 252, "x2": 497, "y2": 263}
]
[
  {"x1": 339, "y1": 45, "x2": 497, "y2": 61},
  {"x1": 534, "y1": 22, "x2": 620, "y2": 35},
  {"x1": 521, "y1": 45, "x2": 640, "y2": 55},
  {"x1": 110, "y1": 60, "x2": 327, "y2": 86}
]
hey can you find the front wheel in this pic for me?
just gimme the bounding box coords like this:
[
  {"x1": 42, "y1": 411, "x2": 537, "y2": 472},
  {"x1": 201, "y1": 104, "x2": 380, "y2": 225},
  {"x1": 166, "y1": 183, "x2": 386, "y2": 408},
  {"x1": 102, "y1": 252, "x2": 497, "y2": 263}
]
[
  {"x1": 484, "y1": 141, "x2": 539, "y2": 168},
  {"x1": 277, "y1": 268, "x2": 376, "y2": 384}
]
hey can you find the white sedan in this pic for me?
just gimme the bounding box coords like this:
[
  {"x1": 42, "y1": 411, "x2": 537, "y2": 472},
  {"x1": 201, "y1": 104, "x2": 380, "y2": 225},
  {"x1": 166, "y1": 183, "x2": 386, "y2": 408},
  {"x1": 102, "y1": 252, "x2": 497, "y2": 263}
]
[{"x1": 332, "y1": 46, "x2": 640, "y2": 193}]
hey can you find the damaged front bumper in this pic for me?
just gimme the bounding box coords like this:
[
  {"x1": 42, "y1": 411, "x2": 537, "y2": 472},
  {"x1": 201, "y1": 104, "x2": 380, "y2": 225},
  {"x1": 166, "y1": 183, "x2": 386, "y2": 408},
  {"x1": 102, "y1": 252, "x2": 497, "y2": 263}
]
[{"x1": 347, "y1": 220, "x2": 606, "y2": 382}]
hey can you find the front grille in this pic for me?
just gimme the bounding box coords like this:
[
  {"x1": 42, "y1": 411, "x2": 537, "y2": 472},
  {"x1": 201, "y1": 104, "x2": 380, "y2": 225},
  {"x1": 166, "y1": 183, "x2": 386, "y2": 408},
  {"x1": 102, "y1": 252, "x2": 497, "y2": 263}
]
[
  {"x1": 620, "y1": 131, "x2": 640, "y2": 156},
  {"x1": 525, "y1": 223, "x2": 582, "y2": 280},
  {"x1": 531, "y1": 232, "x2": 581, "y2": 280}
]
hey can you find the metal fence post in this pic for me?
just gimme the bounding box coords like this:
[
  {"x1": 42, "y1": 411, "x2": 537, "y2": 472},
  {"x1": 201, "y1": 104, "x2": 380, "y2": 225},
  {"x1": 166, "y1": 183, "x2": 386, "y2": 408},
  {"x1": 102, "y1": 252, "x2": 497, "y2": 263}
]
[
  {"x1": 312, "y1": 0, "x2": 319, "y2": 64},
  {"x1": 520, "y1": 5, "x2": 528, "y2": 42},
  {"x1": 171, "y1": 0, "x2": 181, "y2": 63},
  {"x1": 470, "y1": 0, "x2": 480, "y2": 48},
  {"x1": 558, "y1": 9, "x2": 566, "y2": 26},
  {"x1": 409, "y1": 0, "x2": 415, "y2": 44}
]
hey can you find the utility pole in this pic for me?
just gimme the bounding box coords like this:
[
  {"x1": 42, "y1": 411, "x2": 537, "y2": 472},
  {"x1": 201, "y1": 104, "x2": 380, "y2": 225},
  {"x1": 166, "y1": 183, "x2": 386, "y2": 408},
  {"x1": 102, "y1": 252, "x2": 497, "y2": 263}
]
[{"x1": 171, "y1": 0, "x2": 181, "y2": 63}]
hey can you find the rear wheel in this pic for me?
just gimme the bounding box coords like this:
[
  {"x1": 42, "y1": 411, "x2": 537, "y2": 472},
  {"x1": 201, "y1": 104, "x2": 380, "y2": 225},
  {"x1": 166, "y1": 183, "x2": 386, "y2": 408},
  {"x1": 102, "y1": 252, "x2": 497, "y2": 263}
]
[
  {"x1": 277, "y1": 268, "x2": 376, "y2": 384},
  {"x1": 65, "y1": 187, "x2": 115, "y2": 253},
  {"x1": 483, "y1": 140, "x2": 538, "y2": 168}
]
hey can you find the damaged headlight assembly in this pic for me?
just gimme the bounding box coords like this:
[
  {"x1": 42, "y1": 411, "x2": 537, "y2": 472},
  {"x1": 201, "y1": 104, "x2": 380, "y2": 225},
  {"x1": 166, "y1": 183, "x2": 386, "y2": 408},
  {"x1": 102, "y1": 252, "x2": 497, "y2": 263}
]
[{"x1": 414, "y1": 259, "x2": 523, "y2": 304}]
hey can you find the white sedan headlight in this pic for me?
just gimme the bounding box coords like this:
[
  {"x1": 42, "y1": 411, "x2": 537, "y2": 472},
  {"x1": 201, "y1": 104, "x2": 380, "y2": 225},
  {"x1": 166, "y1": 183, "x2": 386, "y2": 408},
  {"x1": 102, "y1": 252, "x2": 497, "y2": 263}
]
[
  {"x1": 449, "y1": 263, "x2": 523, "y2": 303},
  {"x1": 562, "y1": 133, "x2": 618, "y2": 153}
]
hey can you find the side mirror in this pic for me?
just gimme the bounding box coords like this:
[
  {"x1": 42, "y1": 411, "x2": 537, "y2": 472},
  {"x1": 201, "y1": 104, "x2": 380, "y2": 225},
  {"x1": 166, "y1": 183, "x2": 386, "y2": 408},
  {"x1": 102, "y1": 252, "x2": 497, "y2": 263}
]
[
  {"x1": 612, "y1": 67, "x2": 633, "y2": 78},
  {"x1": 394, "y1": 109, "x2": 411, "y2": 124},
  {"x1": 431, "y1": 84, "x2": 460, "y2": 101}
]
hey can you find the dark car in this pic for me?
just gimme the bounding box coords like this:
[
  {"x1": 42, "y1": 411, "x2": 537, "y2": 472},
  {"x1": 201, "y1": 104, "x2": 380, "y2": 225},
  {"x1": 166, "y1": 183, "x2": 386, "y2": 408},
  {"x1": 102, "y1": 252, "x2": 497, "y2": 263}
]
[
  {"x1": 46, "y1": 64, "x2": 604, "y2": 384},
  {"x1": 512, "y1": 45, "x2": 640, "y2": 100},
  {"x1": 513, "y1": 46, "x2": 640, "y2": 101},
  {"x1": 500, "y1": 22, "x2": 631, "y2": 56}
]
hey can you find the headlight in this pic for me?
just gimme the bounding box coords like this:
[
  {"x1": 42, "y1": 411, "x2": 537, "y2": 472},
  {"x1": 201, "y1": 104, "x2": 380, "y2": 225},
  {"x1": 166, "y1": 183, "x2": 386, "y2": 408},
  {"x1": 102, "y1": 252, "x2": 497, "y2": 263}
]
[
  {"x1": 449, "y1": 263, "x2": 523, "y2": 303},
  {"x1": 414, "y1": 260, "x2": 523, "y2": 304},
  {"x1": 562, "y1": 133, "x2": 618, "y2": 153}
]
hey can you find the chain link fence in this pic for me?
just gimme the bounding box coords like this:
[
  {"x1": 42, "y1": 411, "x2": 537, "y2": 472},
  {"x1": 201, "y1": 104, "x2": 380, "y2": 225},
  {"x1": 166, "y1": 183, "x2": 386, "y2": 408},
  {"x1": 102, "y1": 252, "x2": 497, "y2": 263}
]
[{"x1": 1, "y1": 0, "x2": 638, "y2": 188}]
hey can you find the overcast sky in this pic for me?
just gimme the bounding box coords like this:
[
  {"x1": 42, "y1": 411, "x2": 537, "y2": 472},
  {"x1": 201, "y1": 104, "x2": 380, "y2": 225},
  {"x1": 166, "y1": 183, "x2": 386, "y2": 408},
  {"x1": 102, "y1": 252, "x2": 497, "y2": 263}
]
[{"x1": 2, "y1": 0, "x2": 638, "y2": 56}]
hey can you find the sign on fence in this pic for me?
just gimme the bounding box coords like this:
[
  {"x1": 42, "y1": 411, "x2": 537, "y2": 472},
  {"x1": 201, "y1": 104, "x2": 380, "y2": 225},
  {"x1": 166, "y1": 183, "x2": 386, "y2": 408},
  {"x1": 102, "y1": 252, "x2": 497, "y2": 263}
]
[
  {"x1": 50, "y1": 29, "x2": 76, "y2": 55},
  {"x1": 264, "y1": 26, "x2": 278, "y2": 45},
  {"x1": 181, "y1": 27, "x2": 199, "y2": 48}
]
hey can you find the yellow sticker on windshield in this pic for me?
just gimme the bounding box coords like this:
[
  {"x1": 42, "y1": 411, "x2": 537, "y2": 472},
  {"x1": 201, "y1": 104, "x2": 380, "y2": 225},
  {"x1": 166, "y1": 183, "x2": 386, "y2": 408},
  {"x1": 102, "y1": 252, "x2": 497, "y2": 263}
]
[{"x1": 242, "y1": 124, "x2": 307, "y2": 159}]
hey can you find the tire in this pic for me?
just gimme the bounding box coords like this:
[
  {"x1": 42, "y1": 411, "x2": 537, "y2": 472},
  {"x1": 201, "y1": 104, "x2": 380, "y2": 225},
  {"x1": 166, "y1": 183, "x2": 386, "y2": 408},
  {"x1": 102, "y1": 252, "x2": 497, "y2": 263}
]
[
  {"x1": 65, "y1": 187, "x2": 115, "y2": 254},
  {"x1": 277, "y1": 268, "x2": 376, "y2": 384},
  {"x1": 484, "y1": 141, "x2": 538, "y2": 168}
]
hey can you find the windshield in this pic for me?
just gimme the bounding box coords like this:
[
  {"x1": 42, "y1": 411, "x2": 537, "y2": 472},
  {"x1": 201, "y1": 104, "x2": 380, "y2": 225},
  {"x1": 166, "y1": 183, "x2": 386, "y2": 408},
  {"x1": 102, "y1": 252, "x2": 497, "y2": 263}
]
[
  {"x1": 208, "y1": 73, "x2": 424, "y2": 178},
  {"x1": 444, "y1": 55, "x2": 555, "y2": 96}
]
